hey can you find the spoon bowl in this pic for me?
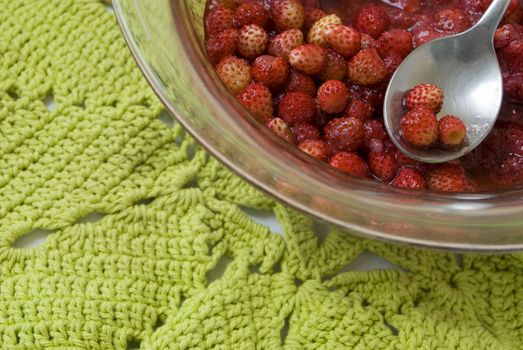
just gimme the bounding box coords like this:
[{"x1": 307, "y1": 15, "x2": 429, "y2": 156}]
[{"x1": 382, "y1": 0, "x2": 510, "y2": 163}]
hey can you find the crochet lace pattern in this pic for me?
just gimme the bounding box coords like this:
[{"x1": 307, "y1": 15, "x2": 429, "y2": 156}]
[{"x1": 0, "y1": 1, "x2": 521, "y2": 349}]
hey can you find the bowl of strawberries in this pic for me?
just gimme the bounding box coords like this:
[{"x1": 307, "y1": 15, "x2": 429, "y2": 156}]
[{"x1": 114, "y1": 0, "x2": 523, "y2": 251}]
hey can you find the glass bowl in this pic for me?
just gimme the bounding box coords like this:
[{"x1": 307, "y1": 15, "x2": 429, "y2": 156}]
[{"x1": 113, "y1": 0, "x2": 523, "y2": 251}]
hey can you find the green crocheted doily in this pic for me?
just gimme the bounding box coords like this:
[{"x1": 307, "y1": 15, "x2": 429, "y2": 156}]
[{"x1": 0, "y1": 1, "x2": 522, "y2": 349}]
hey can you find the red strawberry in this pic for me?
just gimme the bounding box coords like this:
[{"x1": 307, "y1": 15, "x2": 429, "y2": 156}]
[
  {"x1": 405, "y1": 83, "x2": 444, "y2": 113},
  {"x1": 307, "y1": 14, "x2": 342, "y2": 47},
  {"x1": 393, "y1": 149, "x2": 430, "y2": 174},
  {"x1": 285, "y1": 69, "x2": 317, "y2": 96},
  {"x1": 397, "y1": 0, "x2": 422, "y2": 12},
  {"x1": 237, "y1": 24, "x2": 269, "y2": 59},
  {"x1": 390, "y1": 8, "x2": 418, "y2": 29},
  {"x1": 206, "y1": 6, "x2": 235, "y2": 36},
  {"x1": 400, "y1": 107, "x2": 439, "y2": 148},
  {"x1": 347, "y1": 48, "x2": 389, "y2": 85},
  {"x1": 291, "y1": 123, "x2": 321, "y2": 143},
  {"x1": 324, "y1": 117, "x2": 364, "y2": 152},
  {"x1": 267, "y1": 117, "x2": 296, "y2": 143},
  {"x1": 462, "y1": 0, "x2": 492, "y2": 15},
  {"x1": 236, "y1": 83, "x2": 274, "y2": 122},
  {"x1": 317, "y1": 80, "x2": 350, "y2": 114},
  {"x1": 363, "y1": 119, "x2": 387, "y2": 148},
  {"x1": 438, "y1": 115, "x2": 467, "y2": 147},
  {"x1": 391, "y1": 167, "x2": 426, "y2": 190},
  {"x1": 504, "y1": 72, "x2": 523, "y2": 103},
  {"x1": 433, "y1": 8, "x2": 471, "y2": 33},
  {"x1": 360, "y1": 33, "x2": 378, "y2": 49},
  {"x1": 278, "y1": 92, "x2": 317, "y2": 125},
  {"x1": 426, "y1": 163, "x2": 470, "y2": 192},
  {"x1": 289, "y1": 44, "x2": 327, "y2": 74},
  {"x1": 216, "y1": 55, "x2": 252, "y2": 94},
  {"x1": 489, "y1": 154, "x2": 523, "y2": 189},
  {"x1": 234, "y1": 2, "x2": 269, "y2": 29},
  {"x1": 354, "y1": 5, "x2": 391, "y2": 38},
  {"x1": 304, "y1": 6, "x2": 327, "y2": 30},
  {"x1": 206, "y1": 28, "x2": 239, "y2": 65},
  {"x1": 329, "y1": 152, "x2": 371, "y2": 178},
  {"x1": 344, "y1": 98, "x2": 374, "y2": 121},
  {"x1": 299, "y1": 139, "x2": 331, "y2": 160},
  {"x1": 317, "y1": 48, "x2": 347, "y2": 81},
  {"x1": 369, "y1": 151, "x2": 398, "y2": 181},
  {"x1": 270, "y1": 0, "x2": 305, "y2": 32},
  {"x1": 382, "y1": 53, "x2": 404, "y2": 74},
  {"x1": 252, "y1": 55, "x2": 290, "y2": 90},
  {"x1": 268, "y1": 29, "x2": 304, "y2": 59},
  {"x1": 377, "y1": 29, "x2": 413, "y2": 59},
  {"x1": 494, "y1": 24, "x2": 523, "y2": 49},
  {"x1": 503, "y1": 40, "x2": 523, "y2": 73},
  {"x1": 324, "y1": 25, "x2": 362, "y2": 57}
]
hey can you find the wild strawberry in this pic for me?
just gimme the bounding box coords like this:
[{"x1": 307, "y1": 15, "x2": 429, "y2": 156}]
[
  {"x1": 307, "y1": 14, "x2": 342, "y2": 47},
  {"x1": 206, "y1": 6, "x2": 235, "y2": 36},
  {"x1": 433, "y1": 8, "x2": 471, "y2": 33},
  {"x1": 324, "y1": 25, "x2": 362, "y2": 57},
  {"x1": 324, "y1": 117, "x2": 364, "y2": 152},
  {"x1": 344, "y1": 98, "x2": 374, "y2": 121},
  {"x1": 369, "y1": 151, "x2": 398, "y2": 181},
  {"x1": 400, "y1": 107, "x2": 439, "y2": 148},
  {"x1": 494, "y1": 24, "x2": 523, "y2": 49},
  {"x1": 354, "y1": 5, "x2": 391, "y2": 38},
  {"x1": 289, "y1": 44, "x2": 327, "y2": 74},
  {"x1": 234, "y1": 2, "x2": 269, "y2": 29},
  {"x1": 425, "y1": 163, "x2": 470, "y2": 192},
  {"x1": 206, "y1": 28, "x2": 239, "y2": 65},
  {"x1": 377, "y1": 29, "x2": 413, "y2": 59},
  {"x1": 267, "y1": 117, "x2": 296, "y2": 143},
  {"x1": 268, "y1": 29, "x2": 304, "y2": 59},
  {"x1": 299, "y1": 139, "x2": 331, "y2": 160},
  {"x1": 382, "y1": 53, "x2": 403, "y2": 74},
  {"x1": 391, "y1": 167, "x2": 426, "y2": 190},
  {"x1": 251, "y1": 55, "x2": 290, "y2": 90},
  {"x1": 405, "y1": 83, "x2": 444, "y2": 113},
  {"x1": 285, "y1": 69, "x2": 317, "y2": 96},
  {"x1": 317, "y1": 80, "x2": 350, "y2": 114},
  {"x1": 438, "y1": 115, "x2": 467, "y2": 147},
  {"x1": 503, "y1": 40, "x2": 523, "y2": 73},
  {"x1": 360, "y1": 33, "x2": 378, "y2": 49},
  {"x1": 397, "y1": 0, "x2": 422, "y2": 12},
  {"x1": 270, "y1": 0, "x2": 305, "y2": 32},
  {"x1": 236, "y1": 83, "x2": 274, "y2": 122},
  {"x1": 317, "y1": 48, "x2": 347, "y2": 81},
  {"x1": 390, "y1": 8, "x2": 418, "y2": 30},
  {"x1": 393, "y1": 149, "x2": 430, "y2": 174},
  {"x1": 216, "y1": 55, "x2": 252, "y2": 94},
  {"x1": 291, "y1": 123, "x2": 321, "y2": 143},
  {"x1": 278, "y1": 92, "x2": 317, "y2": 125},
  {"x1": 347, "y1": 48, "x2": 389, "y2": 85},
  {"x1": 237, "y1": 24, "x2": 269, "y2": 59},
  {"x1": 504, "y1": 72, "x2": 523, "y2": 103},
  {"x1": 349, "y1": 82, "x2": 387, "y2": 109},
  {"x1": 462, "y1": 0, "x2": 492, "y2": 15},
  {"x1": 363, "y1": 119, "x2": 387, "y2": 148},
  {"x1": 304, "y1": 6, "x2": 327, "y2": 30},
  {"x1": 329, "y1": 152, "x2": 371, "y2": 178},
  {"x1": 489, "y1": 154, "x2": 523, "y2": 189}
]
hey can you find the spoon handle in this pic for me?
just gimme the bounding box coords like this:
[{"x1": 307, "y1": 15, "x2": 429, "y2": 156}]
[{"x1": 475, "y1": 0, "x2": 511, "y2": 36}]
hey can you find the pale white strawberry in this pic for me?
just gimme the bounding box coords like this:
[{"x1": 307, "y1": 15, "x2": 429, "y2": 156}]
[
  {"x1": 307, "y1": 14, "x2": 341, "y2": 48},
  {"x1": 267, "y1": 117, "x2": 296, "y2": 143},
  {"x1": 324, "y1": 25, "x2": 361, "y2": 57},
  {"x1": 289, "y1": 44, "x2": 327, "y2": 74},
  {"x1": 237, "y1": 24, "x2": 269, "y2": 59},
  {"x1": 271, "y1": 0, "x2": 305, "y2": 32},
  {"x1": 268, "y1": 29, "x2": 304, "y2": 60},
  {"x1": 216, "y1": 55, "x2": 252, "y2": 94}
]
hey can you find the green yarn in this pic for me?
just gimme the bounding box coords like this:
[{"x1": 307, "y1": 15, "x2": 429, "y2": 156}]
[{"x1": 0, "y1": 1, "x2": 522, "y2": 349}]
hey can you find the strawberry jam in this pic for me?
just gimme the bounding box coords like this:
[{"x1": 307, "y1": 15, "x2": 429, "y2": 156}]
[{"x1": 204, "y1": 0, "x2": 523, "y2": 193}]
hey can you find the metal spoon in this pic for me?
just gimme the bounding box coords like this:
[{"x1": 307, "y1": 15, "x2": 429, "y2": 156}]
[{"x1": 382, "y1": 0, "x2": 511, "y2": 163}]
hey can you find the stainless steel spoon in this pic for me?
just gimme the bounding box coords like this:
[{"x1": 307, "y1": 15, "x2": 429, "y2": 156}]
[{"x1": 381, "y1": 0, "x2": 511, "y2": 163}]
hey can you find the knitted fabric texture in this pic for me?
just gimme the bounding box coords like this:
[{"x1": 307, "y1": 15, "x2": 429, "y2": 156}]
[{"x1": 0, "y1": 1, "x2": 522, "y2": 349}]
